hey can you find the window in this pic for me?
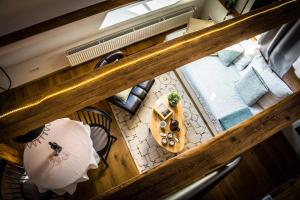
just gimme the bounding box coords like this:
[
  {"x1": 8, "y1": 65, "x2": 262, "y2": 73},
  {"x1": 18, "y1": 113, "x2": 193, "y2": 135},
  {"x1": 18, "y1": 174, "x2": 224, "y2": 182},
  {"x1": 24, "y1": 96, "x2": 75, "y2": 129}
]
[{"x1": 99, "y1": 0, "x2": 181, "y2": 30}]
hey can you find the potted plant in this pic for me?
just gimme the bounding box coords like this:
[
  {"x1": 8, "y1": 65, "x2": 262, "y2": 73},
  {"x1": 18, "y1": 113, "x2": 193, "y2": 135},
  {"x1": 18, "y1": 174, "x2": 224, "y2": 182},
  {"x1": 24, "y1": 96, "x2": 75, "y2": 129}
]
[{"x1": 168, "y1": 92, "x2": 181, "y2": 107}]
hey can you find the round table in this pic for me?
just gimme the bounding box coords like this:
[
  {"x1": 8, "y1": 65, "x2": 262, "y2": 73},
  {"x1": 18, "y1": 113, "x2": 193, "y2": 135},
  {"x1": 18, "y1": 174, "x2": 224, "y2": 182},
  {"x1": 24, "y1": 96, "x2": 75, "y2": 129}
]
[{"x1": 23, "y1": 118, "x2": 100, "y2": 195}]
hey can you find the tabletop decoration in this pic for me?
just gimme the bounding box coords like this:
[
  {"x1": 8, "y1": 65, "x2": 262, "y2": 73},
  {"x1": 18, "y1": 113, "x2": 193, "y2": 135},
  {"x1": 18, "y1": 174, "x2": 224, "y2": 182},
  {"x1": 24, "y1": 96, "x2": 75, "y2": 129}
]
[
  {"x1": 168, "y1": 91, "x2": 181, "y2": 107},
  {"x1": 48, "y1": 141, "x2": 70, "y2": 168},
  {"x1": 49, "y1": 142, "x2": 62, "y2": 155},
  {"x1": 170, "y1": 118, "x2": 180, "y2": 132}
]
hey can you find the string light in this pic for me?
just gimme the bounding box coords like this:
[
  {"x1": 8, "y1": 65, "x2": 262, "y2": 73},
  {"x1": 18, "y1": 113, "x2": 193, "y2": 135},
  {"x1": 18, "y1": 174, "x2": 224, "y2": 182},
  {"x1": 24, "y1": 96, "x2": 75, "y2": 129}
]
[{"x1": 0, "y1": 0, "x2": 296, "y2": 119}]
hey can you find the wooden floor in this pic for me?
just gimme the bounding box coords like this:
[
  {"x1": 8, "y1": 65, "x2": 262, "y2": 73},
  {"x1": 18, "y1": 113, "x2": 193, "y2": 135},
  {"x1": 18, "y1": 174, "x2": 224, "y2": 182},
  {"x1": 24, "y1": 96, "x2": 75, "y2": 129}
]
[
  {"x1": 201, "y1": 132, "x2": 300, "y2": 200},
  {"x1": 68, "y1": 100, "x2": 139, "y2": 200}
]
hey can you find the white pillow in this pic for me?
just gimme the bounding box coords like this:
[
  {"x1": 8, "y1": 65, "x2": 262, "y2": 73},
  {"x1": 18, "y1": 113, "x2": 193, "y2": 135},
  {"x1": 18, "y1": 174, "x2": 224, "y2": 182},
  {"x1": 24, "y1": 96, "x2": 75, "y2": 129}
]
[
  {"x1": 234, "y1": 40, "x2": 259, "y2": 71},
  {"x1": 249, "y1": 54, "x2": 292, "y2": 98},
  {"x1": 186, "y1": 18, "x2": 214, "y2": 34},
  {"x1": 115, "y1": 88, "x2": 132, "y2": 103},
  {"x1": 218, "y1": 44, "x2": 244, "y2": 66}
]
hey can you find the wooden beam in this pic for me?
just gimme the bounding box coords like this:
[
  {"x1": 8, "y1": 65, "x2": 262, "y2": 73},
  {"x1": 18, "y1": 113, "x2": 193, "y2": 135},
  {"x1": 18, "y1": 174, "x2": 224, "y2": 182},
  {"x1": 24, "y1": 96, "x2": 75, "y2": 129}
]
[
  {"x1": 94, "y1": 90, "x2": 300, "y2": 200},
  {"x1": 1, "y1": 0, "x2": 300, "y2": 140},
  {"x1": 0, "y1": 0, "x2": 136, "y2": 47},
  {"x1": 0, "y1": 143, "x2": 22, "y2": 165}
]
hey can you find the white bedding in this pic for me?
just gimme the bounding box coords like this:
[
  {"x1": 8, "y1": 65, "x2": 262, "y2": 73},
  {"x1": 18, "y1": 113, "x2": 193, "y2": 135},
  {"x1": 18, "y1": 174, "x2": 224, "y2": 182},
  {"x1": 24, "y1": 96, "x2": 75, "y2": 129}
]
[
  {"x1": 166, "y1": 29, "x2": 292, "y2": 132},
  {"x1": 180, "y1": 56, "x2": 263, "y2": 121}
]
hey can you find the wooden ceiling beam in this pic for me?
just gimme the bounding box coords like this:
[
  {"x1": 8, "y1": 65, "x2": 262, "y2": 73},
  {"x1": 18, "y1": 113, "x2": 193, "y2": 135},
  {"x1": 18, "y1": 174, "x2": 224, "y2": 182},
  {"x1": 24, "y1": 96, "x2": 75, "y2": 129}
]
[
  {"x1": 95, "y1": 90, "x2": 300, "y2": 200},
  {"x1": 1, "y1": 0, "x2": 300, "y2": 140},
  {"x1": 0, "y1": 0, "x2": 137, "y2": 47}
]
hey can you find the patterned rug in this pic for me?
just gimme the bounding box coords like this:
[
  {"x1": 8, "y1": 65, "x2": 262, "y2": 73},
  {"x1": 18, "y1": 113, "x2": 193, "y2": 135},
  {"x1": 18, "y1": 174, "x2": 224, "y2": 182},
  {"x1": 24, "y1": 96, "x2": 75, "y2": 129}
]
[{"x1": 110, "y1": 71, "x2": 213, "y2": 173}]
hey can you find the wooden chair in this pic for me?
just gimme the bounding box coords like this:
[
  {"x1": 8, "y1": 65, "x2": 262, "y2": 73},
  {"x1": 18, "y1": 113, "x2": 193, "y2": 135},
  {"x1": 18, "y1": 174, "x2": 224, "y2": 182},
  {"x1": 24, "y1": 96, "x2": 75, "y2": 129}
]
[
  {"x1": 76, "y1": 107, "x2": 117, "y2": 168},
  {"x1": 0, "y1": 160, "x2": 57, "y2": 200}
]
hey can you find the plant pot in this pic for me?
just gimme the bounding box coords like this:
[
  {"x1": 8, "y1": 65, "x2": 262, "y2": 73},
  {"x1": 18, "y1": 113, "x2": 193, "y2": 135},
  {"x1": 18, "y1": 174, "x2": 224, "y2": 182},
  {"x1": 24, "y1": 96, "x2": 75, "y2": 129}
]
[{"x1": 169, "y1": 101, "x2": 177, "y2": 107}]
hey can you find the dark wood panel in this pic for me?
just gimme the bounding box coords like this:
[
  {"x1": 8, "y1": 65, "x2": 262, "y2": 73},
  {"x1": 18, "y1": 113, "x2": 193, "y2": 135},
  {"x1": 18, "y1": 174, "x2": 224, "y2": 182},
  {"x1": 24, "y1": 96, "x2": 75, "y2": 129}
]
[
  {"x1": 0, "y1": 0, "x2": 136, "y2": 47},
  {"x1": 201, "y1": 133, "x2": 300, "y2": 200},
  {"x1": 1, "y1": 0, "x2": 300, "y2": 140},
  {"x1": 95, "y1": 91, "x2": 300, "y2": 200},
  {"x1": 272, "y1": 176, "x2": 300, "y2": 200}
]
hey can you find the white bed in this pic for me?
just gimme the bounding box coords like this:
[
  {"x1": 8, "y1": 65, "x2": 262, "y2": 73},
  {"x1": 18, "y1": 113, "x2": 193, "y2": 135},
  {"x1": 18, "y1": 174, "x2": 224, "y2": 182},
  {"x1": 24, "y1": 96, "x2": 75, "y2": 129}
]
[
  {"x1": 166, "y1": 28, "x2": 293, "y2": 132},
  {"x1": 179, "y1": 55, "x2": 262, "y2": 132},
  {"x1": 181, "y1": 56, "x2": 262, "y2": 117}
]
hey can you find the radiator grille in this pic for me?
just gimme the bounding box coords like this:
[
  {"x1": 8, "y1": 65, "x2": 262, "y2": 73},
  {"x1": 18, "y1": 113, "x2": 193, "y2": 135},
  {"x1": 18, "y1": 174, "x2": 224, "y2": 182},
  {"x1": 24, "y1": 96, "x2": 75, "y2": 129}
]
[{"x1": 66, "y1": 8, "x2": 194, "y2": 66}]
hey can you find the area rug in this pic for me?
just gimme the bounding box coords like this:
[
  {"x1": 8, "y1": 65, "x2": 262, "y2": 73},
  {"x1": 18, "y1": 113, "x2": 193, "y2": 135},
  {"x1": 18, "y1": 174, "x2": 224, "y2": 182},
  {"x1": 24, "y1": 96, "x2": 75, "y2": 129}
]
[{"x1": 110, "y1": 71, "x2": 213, "y2": 173}]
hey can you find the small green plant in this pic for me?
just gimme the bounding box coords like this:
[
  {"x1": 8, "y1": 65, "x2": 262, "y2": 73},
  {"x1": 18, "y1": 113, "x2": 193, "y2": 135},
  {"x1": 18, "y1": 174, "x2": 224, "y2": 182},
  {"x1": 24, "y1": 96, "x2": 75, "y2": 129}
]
[{"x1": 168, "y1": 92, "x2": 181, "y2": 107}]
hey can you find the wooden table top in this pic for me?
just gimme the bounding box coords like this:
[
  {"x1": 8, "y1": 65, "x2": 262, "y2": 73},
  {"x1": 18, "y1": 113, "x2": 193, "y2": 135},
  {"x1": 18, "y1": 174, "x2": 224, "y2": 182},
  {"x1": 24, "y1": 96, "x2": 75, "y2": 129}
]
[{"x1": 150, "y1": 95, "x2": 185, "y2": 153}]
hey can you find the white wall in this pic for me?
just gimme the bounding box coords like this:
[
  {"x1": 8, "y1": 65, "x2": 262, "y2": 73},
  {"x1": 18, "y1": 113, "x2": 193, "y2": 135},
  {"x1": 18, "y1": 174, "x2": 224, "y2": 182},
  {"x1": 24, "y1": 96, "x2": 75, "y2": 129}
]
[
  {"x1": 199, "y1": 0, "x2": 228, "y2": 22},
  {"x1": 0, "y1": 0, "x2": 204, "y2": 89},
  {"x1": 0, "y1": 0, "x2": 106, "y2": 36},
  {"x1": 0, "y1": 12, "x2": 107, "y2": 88}
]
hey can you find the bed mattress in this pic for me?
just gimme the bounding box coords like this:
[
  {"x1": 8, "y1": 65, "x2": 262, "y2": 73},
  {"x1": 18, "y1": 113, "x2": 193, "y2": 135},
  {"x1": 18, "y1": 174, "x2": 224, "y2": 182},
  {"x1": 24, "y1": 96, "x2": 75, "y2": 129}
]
[{"x1": 180, "y1": 56, "x2": 262, "y2": 131}]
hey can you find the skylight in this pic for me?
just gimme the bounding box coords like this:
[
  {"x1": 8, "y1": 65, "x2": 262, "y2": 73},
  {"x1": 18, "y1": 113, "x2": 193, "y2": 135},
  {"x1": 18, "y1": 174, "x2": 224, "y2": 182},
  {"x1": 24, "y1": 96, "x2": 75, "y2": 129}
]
[{"x1": 99, "y1": 0, "x2": 181, "y2": 30}]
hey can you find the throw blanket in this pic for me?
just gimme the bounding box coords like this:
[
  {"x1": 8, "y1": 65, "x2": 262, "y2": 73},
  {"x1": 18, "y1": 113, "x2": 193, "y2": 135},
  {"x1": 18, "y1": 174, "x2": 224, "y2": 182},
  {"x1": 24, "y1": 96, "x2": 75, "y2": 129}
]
[{"x1": 219, "y1": 107, "x2": 252, "y2": 130}]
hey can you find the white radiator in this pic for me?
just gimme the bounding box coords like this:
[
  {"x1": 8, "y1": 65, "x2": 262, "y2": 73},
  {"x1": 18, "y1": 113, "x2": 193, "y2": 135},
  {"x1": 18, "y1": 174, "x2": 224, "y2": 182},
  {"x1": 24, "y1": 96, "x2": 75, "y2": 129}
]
[{"x1": 66, "y1": 8, "x2": 194, "y2": 66}]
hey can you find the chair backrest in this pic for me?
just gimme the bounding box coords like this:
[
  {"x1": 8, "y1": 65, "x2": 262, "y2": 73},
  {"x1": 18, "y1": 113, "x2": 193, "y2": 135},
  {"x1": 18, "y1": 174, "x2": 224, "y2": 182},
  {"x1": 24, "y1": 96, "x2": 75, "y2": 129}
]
[
  {"x1": 95, "y1": 50, "x2": 124, "y2": 69},
  {"x1": 76, "y1": 107, "x2": 112, "y2": 133},
  {"x1": 0, "y1": 160, "x2": 53, "y2": 200}
]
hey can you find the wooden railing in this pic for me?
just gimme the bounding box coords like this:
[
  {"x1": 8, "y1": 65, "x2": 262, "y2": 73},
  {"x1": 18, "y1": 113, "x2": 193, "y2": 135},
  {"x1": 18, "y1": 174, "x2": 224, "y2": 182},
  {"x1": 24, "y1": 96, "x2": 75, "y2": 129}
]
[
  {"x1": 1, "y1": 0, "x2": 300, "y2": 142},
  {"x1": 0, "y1": 0, "x2": 300, "y2": 198}
]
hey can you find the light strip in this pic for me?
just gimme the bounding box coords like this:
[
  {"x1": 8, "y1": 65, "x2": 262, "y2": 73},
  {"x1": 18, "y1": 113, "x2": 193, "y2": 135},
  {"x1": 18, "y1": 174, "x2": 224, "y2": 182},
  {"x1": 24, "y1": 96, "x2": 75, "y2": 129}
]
[{"x1": 0, "y1": 0, "x2": 297, "y2": 120}]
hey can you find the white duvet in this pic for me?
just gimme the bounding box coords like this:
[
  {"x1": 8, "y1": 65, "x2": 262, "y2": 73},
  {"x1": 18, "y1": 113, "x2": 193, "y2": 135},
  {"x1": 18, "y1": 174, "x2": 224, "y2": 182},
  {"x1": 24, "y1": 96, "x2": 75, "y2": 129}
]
[{"x1": 180, "y1": 56, "x2": 262, "y2": 120}]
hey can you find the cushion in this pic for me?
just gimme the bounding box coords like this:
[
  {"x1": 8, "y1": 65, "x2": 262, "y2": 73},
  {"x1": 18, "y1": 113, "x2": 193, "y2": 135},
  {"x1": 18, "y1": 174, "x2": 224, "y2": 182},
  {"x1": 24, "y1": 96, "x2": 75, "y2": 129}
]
[
  {"x1": 186, "y1": 18, "x2": 214, "y2": 34},
  {"x1": 219, "y1": 107, "x2": 253, "y2": 130},
  {"x1": 250, "y1": 54, "x2": 293, "y2": 98},
  {"x1": 131, "y1": 86, "x2": 147, "y2": 100},
  {"x1": 233, "y1": 53, "x2": 253, "y2": 70},
  {"x1": 234, "y1": 39, "x2": 259, "y2": 71},
  {"x1": 235, "y1": 67, "x2": 268, "y2": 106},
  {"x1": 218, "y1": 44, "x2": 244, "y2": 66},
  {"x1": 109, "y1": 94, "x2": 142, "y2": 115},
  {"x1": 115, "y1": 88, "x2": 132, "y2": 103},
  {"x1": 90, "y1": 126, "x2": 108, "y2": 152}
]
